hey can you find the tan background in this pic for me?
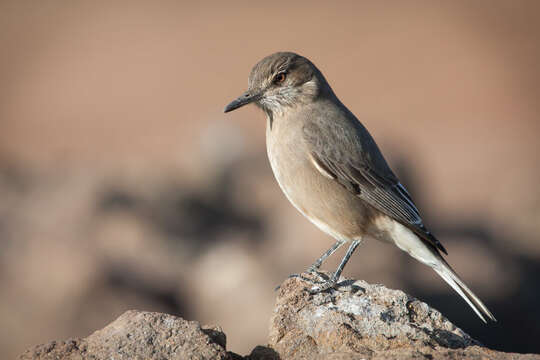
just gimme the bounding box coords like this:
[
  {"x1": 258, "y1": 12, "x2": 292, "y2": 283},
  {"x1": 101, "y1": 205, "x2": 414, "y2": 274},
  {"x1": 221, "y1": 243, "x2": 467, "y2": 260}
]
[{"x1": 1, "y1": 0, "x2": 539, "y2": 358}]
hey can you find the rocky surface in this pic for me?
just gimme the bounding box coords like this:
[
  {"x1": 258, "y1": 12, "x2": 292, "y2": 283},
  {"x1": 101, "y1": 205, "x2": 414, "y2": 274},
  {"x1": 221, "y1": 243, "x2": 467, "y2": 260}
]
[
  {"x1": 267, "y1": 274, "x2": 537, "y2": 359},
  {"x1": 19, "y1": 310, "x2": 238, "y2": 360},
  {"x1": 21, "y1": 274, "x2": 540, "y2": 360}
]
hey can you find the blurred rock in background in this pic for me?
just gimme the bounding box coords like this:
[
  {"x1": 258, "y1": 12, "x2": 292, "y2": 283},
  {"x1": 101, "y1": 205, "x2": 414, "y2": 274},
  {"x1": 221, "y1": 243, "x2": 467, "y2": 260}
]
[{"x1": 1, "y1": 1, "x2": 539, "y2": 358}]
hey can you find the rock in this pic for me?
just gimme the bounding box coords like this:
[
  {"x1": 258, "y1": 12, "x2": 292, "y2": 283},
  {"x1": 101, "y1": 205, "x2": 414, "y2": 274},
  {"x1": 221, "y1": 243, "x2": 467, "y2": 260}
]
[
  {"x1": 268, "y1": 273, "x2": 539, "y2": 359},
  {"x1": 20, "y1": 275, "x2": 540, "y2": 360},
  {"x1": 19, "y1": 310, "x2": 239, "y2": 360}
]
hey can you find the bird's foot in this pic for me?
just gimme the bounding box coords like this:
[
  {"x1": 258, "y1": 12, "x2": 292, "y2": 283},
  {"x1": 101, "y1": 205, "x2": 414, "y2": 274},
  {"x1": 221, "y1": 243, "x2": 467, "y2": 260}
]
[
  {"x1": 308, "y1": 276, "x2": 338, "y2": 294},
  {"x1": 289, "y1": 271, "x2": 328, "y2": 284},
  {"x1": 303, "y1": 262, "x2": 328, "y2": 282},
  {"x1": 306, "y1": 262, "x2": 322, "y2": 274},
  {"x1": 275, "y1": 271, "x2": 328, "y2": 291}
]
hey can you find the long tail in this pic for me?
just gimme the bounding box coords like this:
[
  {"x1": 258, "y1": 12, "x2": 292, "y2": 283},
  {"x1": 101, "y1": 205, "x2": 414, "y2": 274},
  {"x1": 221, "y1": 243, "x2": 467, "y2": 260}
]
[
  {"x1": 390, "y1": 220, "x2": 496, "y2": 322},
  {"x1": 432, "y1": 257, "x2": 496, "y2": 323}
]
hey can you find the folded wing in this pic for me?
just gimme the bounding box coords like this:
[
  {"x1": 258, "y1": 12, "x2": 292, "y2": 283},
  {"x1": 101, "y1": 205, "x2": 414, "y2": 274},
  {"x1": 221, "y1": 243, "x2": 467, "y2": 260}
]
[{"x1": 303, "y1": 120, "x2": 447, "y2": 255}]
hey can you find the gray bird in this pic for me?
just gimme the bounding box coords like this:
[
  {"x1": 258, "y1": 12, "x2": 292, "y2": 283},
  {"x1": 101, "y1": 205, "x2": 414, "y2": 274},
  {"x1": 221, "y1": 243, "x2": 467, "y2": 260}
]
[{"x1": 224, "y1": 52, "x2": 495, "y2": 322}]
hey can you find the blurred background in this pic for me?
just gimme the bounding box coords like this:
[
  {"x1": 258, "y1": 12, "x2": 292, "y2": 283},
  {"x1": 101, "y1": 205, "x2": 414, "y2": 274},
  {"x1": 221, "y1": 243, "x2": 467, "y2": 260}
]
[{"x1": 1, "y1": 0, "x2": 540, "y2": 358}]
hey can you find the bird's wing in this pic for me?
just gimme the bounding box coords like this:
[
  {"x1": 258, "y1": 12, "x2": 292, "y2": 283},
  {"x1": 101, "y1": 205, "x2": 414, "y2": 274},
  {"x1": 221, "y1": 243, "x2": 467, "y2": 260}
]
[{"x1": 303, "y1": 119, "x2": 447, "y2": 254}]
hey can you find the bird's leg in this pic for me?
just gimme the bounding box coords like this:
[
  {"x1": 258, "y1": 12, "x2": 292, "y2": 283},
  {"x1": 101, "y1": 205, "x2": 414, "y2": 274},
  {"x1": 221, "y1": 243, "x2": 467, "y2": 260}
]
[
  {"x1": 307, "y1": 239, "x2": 346, "y2": 273},
  {"x1": 279, "y1": 239, "x2": 349, "y2": 290},
  {"x1": 285, "y1": 239, "x2": 345, "y2": 286},
  {"x1": 310, "y1": 239, "x2": 361, "y2": 293}
]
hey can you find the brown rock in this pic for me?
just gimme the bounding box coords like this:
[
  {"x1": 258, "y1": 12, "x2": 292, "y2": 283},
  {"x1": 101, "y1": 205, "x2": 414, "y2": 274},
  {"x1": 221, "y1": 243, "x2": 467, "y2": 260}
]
[
  {"x1": 268, "y1": 273, "x2": 539, "y2": 359},
  {"x1": 20, "y1": 310, "x2": 236, "y2": 360},
  {"x1": 19, "y1": 276, "x2": 540, "y2": 360}
]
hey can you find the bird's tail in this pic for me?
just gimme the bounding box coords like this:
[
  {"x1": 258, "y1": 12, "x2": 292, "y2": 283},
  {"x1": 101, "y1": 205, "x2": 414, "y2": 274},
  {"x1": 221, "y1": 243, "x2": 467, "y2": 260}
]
[
  {"x1": 390, "y1": 221, "x2": 496, "y2": 322},
  {"x1": 432, "y1": 257, "x2": 496, "y2": 323}
]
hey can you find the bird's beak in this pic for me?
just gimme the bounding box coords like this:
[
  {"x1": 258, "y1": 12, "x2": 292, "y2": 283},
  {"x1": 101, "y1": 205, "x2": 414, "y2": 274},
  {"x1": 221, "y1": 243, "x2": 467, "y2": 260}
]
[{"x1": 224, "y1": 90, "x2": 262, "y2": 113}]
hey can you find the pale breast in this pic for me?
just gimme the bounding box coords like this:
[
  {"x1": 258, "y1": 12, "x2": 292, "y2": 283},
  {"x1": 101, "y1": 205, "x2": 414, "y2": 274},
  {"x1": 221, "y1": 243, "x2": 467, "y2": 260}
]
[{"x1": 265, "y1": 115, "x2": 369, "y2": 242}]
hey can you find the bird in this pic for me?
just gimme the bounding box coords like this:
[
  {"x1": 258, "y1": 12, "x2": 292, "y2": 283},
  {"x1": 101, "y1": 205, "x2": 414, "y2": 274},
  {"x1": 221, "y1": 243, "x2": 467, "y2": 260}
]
[{"x1": 223, "y1": 51, "x2": 495, "y2": 322}]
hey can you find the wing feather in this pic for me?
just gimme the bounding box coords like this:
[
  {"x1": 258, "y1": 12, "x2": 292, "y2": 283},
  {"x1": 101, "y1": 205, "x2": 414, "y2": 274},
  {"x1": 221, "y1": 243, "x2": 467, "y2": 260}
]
[{"x1": 303, "y1": 120, "x2": 447, "y2": 254}]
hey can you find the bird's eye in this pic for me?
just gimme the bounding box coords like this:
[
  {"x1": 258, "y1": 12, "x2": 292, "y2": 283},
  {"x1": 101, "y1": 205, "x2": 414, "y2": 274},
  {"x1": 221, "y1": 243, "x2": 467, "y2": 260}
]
[{"x1": 274, "y1": 72, "x2": 287, "y2": 84}]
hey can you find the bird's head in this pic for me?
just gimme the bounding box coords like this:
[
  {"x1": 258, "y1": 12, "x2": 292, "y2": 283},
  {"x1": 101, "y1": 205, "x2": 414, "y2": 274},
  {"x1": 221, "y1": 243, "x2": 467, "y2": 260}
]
[{"x1": 224, "y1": 52, "x2": 332, "y2": 116}]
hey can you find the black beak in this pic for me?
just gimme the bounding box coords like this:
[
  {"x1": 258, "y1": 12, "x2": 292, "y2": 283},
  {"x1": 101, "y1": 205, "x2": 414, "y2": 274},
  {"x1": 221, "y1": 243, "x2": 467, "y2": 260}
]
[{"x1": 224, "y1": 90, "x2": 262, "y2": 113}]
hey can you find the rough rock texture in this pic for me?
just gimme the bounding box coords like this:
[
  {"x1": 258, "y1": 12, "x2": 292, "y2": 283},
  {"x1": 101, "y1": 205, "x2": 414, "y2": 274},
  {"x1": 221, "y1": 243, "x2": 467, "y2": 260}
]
[
  {"x1": 19, "y1": 310, "x2": 240, "y2": 360},
  {"x1": 267, "y1": 274, "x2": 539, "y2": 359},
  {"x1": 21, "y1": 275, "x2": 540, "y2": 360}
]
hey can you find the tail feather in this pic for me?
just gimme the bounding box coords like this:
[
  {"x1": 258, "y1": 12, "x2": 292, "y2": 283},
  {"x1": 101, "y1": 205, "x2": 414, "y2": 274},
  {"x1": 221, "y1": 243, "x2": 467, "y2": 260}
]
[
  {"x1": 433, "y1": 259, "x2": 496, "y2": 323},
  {"x1": 388, "y1": 220, "x2": 496, "y2": 322}
]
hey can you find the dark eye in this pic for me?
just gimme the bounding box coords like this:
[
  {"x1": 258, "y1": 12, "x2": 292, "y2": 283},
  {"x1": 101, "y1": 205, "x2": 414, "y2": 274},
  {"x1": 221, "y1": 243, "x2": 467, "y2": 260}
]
[{"x1": 274, "y1": 72, "x2": 286, "y2": 84}]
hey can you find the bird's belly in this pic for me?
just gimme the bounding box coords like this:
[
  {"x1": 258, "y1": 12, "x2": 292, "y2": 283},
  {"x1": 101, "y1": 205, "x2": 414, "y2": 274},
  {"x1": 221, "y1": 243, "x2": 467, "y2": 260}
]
[{"x1": 266, "y1": 129, "x2": 369, "y2": 241}]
